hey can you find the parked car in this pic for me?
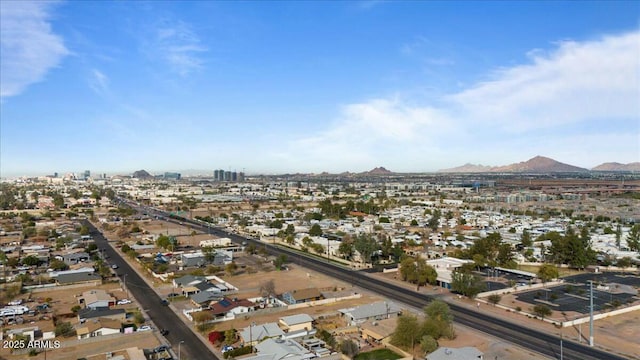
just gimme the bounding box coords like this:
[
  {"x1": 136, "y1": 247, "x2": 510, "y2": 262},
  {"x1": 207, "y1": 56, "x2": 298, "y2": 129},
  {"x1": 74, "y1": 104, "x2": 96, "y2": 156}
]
[
  {"x1": 111, "y1": 264, "x2": 118, "y2": 269},
  {"x1": 167, "y1": 293, "x2": 180, "y2": 298},
  {"x1": 155, "y1": 344, "x2": 170, "y2": 352},
  {"x1": 117, "y1": 299, "x2": 132, "y2": 305},
  {"x1": 222, "y1": 345, "x2": 234, "y2": 353},
  {"x1": 159, "y1": 329, "x2": 169, "y2": 336},
  {"x1": 136, "y1": 325, "x2": 151, "y2": 332}
]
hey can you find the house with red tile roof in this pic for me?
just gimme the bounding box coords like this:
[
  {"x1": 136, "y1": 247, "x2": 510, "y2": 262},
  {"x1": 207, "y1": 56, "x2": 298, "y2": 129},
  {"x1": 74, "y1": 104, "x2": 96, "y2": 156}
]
[{"x1": 209, "y1": 297, "x2": 256, "y2": 321}]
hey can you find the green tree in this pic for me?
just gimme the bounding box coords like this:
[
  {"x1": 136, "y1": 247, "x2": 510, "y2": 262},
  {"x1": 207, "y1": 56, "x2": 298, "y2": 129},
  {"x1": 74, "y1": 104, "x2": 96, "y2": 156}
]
[
  {"x1": 224, "y1": 329, "x2": 236, "y2": 345},
  {"x1": 416, "y1": 258, "x2": 437, "y2": 287},
  {"x1": 285, "y1": 224, "x2": 295, "y2": 236},
  {"x1": 354, "y1": 234, "x2": 378, "y2": 265},
  {"x1": 424, "y1": 300, "x2": 453, "y2": 323},
  {"x1": 273, "y1": 254, "x2": 288, "y2": 270},
  {"x1": 49, "y1": 259, "x2": 68, "y2": 271},
  {"x1": 627, "y1": 224, "x2": 640, "y2": 251},
  {"x1": 79, "y1": 225, "x2": 90, "y2": 236},
  {"x1": 269, "y1": 219, "x2": 283, "y2": 229},
  {"x1": 338, "y1": 240, "x2": 354, "y2": 260},
  {"x1": 533, "y1": 304, "x2": 552, "y2": 320},
  {"x1": 390, "y1": 314, "x2": 420, "y2": 349},
  {"x1": 225, "y1": 262, "x2": 238, "y2": 276},
  {"x1": 192, "y1": 310, "x2": 214, "y2": 331},
  {"x1": 487, "y1": 294, "x2": 501, "y2": 306},
  {"x1": 156, "y1": 235, "x2": 172, "y2": 250},
  {"x1": 450, "y1": 269, "x2": 485, "y2": 298},
  {"x1": 616, "y1": 257, "x2": 633, "y2": 268},
  {"x1": 133, "y1": 311, "x2": 145, "y2": 325},
  {"x1": 53, "y1": 194, "x2": 65, "y2": 208},
  {"x1": 309, "y1": 224, "x2": 323, "y2": 237},
  {"x1": 340, "y1": 339, "x2": 359, "y2": 359},
  {"x1": 427, "y1": 210, "x2": 441, "y2": 231},
  {"x1": 400, "y1": 257, "x2": 418, "y2": 283},
  {"x1": 55, "y1": 322, "x2": 75, "y2": 337},
  {"x1": 22, "y1": 255, "x2": 40, "y2": 266},
  {"x1": 537, "y1": 264, "x2": 559, "y2": 284},
  {"x1": 420, "y1": 335, "x2": 438, "y2": 354}
]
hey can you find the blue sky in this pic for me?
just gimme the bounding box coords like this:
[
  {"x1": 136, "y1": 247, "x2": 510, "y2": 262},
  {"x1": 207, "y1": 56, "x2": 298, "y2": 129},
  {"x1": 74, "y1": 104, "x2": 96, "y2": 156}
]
[{"x1": 1, "y1": 1, "x2": 639, "y2": 176}]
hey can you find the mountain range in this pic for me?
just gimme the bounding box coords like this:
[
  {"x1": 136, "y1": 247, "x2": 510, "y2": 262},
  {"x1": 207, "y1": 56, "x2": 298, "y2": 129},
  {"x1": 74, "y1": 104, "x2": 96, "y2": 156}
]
[{"x1": 438, "y1": 156, "x2": 640, "y2": 173}]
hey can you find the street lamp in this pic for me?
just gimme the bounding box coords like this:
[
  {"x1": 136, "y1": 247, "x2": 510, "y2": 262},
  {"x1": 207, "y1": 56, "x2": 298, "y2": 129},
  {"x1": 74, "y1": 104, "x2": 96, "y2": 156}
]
[{"x1": 178, "y1": 340, "x2": 184, "y2": 360}]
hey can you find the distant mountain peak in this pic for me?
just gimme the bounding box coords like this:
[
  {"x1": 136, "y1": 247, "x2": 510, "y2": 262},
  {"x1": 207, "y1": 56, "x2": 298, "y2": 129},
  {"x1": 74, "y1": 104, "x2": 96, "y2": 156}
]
[
  {"x1": 439, "y1": 156, "x2": 589, "y2": 173},
  {"x1": 132, "y1": 169, "x2": 152, "y2": 178},
  {"x1": 592, "y1": 162, "x2": 640, "y2": 172},
  {"x1": 367, "y1": 166, "x2": 392, "y2": 175},
  {"x1": 439, "y1": 163, "x2": 493, "y2": 173},
  {"x1": 492, "y1": 156, "x2": 588, "y2": 173}
]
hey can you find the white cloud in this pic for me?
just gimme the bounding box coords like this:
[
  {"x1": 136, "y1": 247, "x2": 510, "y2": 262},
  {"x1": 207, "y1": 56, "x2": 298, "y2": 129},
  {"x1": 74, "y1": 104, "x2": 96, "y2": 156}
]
[
  {"x1": 151, "y1": 20, "x2": 207, "y2": 76},
  {"x1": 449, "y1": 31, "x2": 640, "y2": 132},
  {"x1": 88, "y1": 69, "x2": 109, "y2": 96},
  {"x1": 281, "y1": 30, "x2": 640, "y2": 171},
  {"x1": 0, "y1": 1, "x2": 68, "y2": 99}
]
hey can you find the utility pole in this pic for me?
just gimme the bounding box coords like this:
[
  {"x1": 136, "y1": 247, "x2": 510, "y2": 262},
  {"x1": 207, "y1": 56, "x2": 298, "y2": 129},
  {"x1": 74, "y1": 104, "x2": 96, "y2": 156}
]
[{"x1": 589, "y1": 281, "x2": 594, "y2": 347}]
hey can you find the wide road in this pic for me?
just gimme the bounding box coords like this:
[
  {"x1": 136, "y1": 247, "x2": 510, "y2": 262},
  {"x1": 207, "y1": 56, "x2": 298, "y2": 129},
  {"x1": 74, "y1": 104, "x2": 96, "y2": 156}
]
[
  {"x1": 121, "y1": 200, "x2": 629, "y2": 360},
  {"x1": 85, "y1": 220, "x2": 218, "y2": 360}
]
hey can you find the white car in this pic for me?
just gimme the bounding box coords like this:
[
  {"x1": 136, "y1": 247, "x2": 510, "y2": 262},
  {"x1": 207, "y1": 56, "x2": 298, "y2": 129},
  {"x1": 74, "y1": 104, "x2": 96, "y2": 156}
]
[
  {"x1": 137, "y1": 325, "x2": 152, "y2": 332},
  {"x1": 117, "y1": 299, "x2": 132, "y2": 305}
]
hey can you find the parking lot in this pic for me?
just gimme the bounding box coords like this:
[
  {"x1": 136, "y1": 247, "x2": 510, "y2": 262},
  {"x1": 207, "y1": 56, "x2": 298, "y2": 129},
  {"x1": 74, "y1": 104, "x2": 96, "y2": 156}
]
[{"x1": 515, "y1": 272, "x2": 640, "y2": 314}]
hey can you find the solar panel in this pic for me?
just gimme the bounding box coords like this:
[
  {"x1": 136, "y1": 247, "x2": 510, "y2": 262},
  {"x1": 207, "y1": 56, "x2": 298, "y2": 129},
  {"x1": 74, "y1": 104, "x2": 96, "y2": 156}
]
[{"x1": 219, "y1": 299, "x2": 231, "y2": 307}]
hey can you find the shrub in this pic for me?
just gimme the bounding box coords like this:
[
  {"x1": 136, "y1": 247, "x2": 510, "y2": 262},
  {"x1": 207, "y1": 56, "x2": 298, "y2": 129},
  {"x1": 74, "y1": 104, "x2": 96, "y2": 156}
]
[
  {"x1": 223, "y1": 346, "x2": 252, "y2": 359},
  {"x1": 208, "y1": 331, "x2": 224, "y2": 344}
]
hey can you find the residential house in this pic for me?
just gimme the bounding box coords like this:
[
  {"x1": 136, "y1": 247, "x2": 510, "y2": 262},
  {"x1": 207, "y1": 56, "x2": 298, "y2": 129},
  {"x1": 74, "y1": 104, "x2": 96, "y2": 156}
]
[
  {"x1": 59, "y1": 252, "x2": 90, "y2": 265},
  {"x1": 190, "y1": 291, "x2": 222, "y2": 308},
  {"x1": 339, "y1": 301, "x2": 402, "y2": 326},
  {"x1": 76, "y1": 317, "x2": 121, "y2": 339},
  {"x1": 78, "y1": 289, "x2": 115, "y2": 309},
  {"x1": 239, "y1": 322, "x2": 285, "y2": 346},
  {"x1": 426, "y1": 347, "x2": 484, "y2": 360},
  {"x1": 279, "y1": 314, "x2": 314, "y2": 333},
  {"x1": 209, "y1": 297, "x2": 256, "y2": 320},
  {"x1": 172, "y1": 274, "x2": 206, "y2": 288},
  {"x1": 199, "y1": 237, "x2": 232, "y2": 247},
  {"x1": 47, "y1": 267, "x2": 95, "y2": 278},
  {"x1": 56, "y1": 272, "x2": 102, "y2": 285},
  {"x1": 245, "y1": 338, "x2": 315, "y2": 360},
  {"x1": 281, "y1": 288, "x2": 323, "y2": 305},
  {"x1": 181, "y1": 250, "x2": 232, "y2": 267},
  {"x1": 78, "y1": 308, "x2": 125, "y2": 323},
  {"x1": 359, "y1": 318, "x2": 397, "y2": 344}
]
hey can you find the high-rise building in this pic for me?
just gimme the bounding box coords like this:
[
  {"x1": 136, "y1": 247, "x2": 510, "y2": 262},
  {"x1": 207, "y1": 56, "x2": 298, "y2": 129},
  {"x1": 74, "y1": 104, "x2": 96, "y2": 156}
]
[
  {"x1": 84, "y1": 170, "x2": 91, "y2": 179},
  {"x1": 238, "y1": 172, "x2": 245, "y2": 182},
  {"x1": 164, "y1": 172, "x2": 181, "y2": 180}
]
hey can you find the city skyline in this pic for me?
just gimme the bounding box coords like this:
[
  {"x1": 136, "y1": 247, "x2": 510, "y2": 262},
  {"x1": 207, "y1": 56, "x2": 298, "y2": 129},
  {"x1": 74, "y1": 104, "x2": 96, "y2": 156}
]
[{"x1": 1, "y1": 1, "x2": 639, "y2": 177}]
